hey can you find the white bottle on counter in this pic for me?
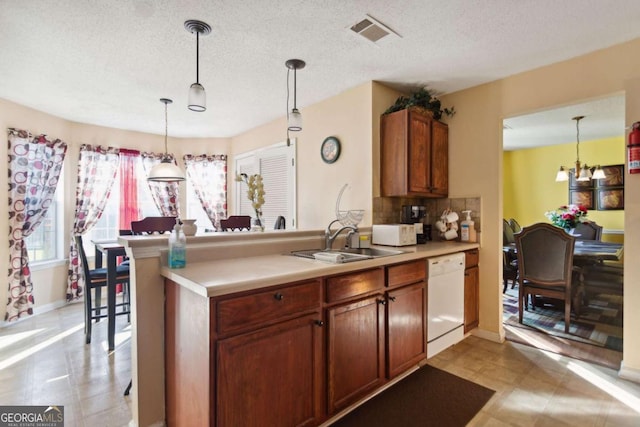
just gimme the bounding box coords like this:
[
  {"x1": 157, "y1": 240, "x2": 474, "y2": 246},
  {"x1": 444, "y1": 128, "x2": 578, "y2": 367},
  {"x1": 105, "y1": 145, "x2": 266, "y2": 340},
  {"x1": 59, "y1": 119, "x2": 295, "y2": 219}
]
[
  {"x1": 460, "y1": 210, "x2": 477, "y2": 242},
  {"x1": 168, "y1": 218, "x2": 186, "y2": 268}
]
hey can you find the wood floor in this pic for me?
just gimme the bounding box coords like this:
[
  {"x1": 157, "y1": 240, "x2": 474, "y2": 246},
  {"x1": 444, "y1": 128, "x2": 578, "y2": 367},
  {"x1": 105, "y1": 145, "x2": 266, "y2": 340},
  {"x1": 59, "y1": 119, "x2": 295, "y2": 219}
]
[{"x1": 1, "y1": 302, "x2": 639, "y2": 426}]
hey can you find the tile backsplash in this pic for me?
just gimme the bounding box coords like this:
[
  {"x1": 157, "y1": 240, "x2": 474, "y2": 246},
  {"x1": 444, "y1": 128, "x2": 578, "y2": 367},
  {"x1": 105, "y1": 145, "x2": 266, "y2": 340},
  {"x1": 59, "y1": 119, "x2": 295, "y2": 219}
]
[{"x1": 373, "y1": 196, "x2": 481, "y2": 241}]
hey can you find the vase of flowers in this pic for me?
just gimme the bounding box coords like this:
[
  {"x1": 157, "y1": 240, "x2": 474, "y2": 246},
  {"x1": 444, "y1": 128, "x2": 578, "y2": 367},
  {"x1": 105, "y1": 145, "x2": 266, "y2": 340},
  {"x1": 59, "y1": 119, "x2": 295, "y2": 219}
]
[
  {"x1": 236, "y1": 173, "x2": 266, "y2": 231},
  {"x1": 544, "y1": 204, "x2": 588, "y2": 231}
]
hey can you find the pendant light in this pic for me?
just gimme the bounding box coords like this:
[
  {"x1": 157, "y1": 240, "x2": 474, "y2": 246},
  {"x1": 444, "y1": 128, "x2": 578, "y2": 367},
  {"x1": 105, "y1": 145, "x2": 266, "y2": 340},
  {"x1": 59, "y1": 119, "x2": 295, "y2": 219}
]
[
  {"x1": 185, "y1": 20, "x2": 211, "y2": 112},
  {"x1": 555, "y1": 116, "x2": 606, "y2": 182},
  {"x1": 286, "y1": 59, "x2": 305, "y2": 131},
  {"x1": 148, "y1": 98, "x2": 185, "y2": 182}
]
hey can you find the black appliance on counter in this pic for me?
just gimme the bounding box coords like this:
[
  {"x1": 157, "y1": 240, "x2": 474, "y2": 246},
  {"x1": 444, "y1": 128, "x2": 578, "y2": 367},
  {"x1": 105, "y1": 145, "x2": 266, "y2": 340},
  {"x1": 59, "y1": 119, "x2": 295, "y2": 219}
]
[{"x1": 401, "y1": 205, "x2": 431, "y2": 244}]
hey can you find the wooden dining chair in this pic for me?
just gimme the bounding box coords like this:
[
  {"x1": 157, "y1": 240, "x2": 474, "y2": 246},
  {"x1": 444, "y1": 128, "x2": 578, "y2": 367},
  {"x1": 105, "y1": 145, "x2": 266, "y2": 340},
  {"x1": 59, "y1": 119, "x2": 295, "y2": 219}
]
[
  {"x1": 220, "y1": 215, "x2": 251, "y2": 231},
  {"x1": 515, "y1": 223, "x2": 577, "y2": 333},
  {"x1": 75, "y1": 235, "x2": 131, "y2": 344},
  {"x1": 573, "y1": 221, "x2": 603, "y2": 241},
  {"x1": 131, "y1": 216, "x2": 177, "y2": 235},
  {"x1": 508, "y1": 218, "x2": 522, "y2": 233},
  {"x1": 503, "y1": 218, "x2": 516, "y2": 245}
]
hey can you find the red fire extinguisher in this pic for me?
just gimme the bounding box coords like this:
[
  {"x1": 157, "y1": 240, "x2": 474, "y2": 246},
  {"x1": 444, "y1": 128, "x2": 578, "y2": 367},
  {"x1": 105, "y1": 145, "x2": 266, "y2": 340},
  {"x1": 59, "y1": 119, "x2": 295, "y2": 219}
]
[{"x1": 629, "y1": 122, "x2": 640, "y2": 174}]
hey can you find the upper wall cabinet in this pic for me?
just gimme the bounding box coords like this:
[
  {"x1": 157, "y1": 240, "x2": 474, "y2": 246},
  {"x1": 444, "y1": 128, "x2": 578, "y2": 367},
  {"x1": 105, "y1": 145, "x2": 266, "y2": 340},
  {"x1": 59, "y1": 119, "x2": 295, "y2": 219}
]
[{"x1": 380, "y1": 108, "x2": 448, "y2": 198}]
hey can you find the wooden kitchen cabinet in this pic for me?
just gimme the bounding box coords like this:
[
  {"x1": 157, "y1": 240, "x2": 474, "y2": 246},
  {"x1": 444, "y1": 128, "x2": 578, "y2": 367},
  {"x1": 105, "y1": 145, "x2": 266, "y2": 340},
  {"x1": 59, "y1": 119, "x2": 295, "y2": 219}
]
[
  {"x1": 327, "y1": 295, "x2": 386, "y2": 413},
  {"x1": 464, "y1": 250, "x2": 480, "y2": 333},
  {"x1": 326, "y1": 268, "x2": 385, "y2": 413},
  {"x1": 380, "y1": 108, "x2": 448, "y2": 197},
  {"x1": 386, "y1": 260, "x2": 427, "y2": 378},
  {"x1": 217, "y1": 313, "x2": 323, "y2": 427},
  {"x1": 165, "y1": 278, "x2": 323, "y2": 427}
]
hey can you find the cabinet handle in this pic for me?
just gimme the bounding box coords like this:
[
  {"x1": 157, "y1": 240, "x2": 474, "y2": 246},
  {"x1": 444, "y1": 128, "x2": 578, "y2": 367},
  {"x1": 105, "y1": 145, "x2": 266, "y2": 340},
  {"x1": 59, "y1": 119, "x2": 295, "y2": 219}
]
[
  {"x1": 377, "y1": 299, "x2": 386, "y2": 305},
  {"x1": 314, "y1": 320, "x2": 324, "y2": 327},
  {"x1": 388, "y1": 296, "x2": 397, "y2": 302},
  {"x1": 273, "y1": 293, "x2": 284, "y2": 301},
  {"x1": 464, "y1": 272, "x2": 470, "y2": 277}
]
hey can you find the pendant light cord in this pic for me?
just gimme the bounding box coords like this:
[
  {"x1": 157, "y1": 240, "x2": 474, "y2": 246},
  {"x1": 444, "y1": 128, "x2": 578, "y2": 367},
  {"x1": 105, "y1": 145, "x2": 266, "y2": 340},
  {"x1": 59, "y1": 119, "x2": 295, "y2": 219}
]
[
  {"x1": 575, "y1": 116, "x2": 581, "y2": 163},
  {"x1": 196, "y1": 31, "x2": 200, "y2": 84},
  {"x1": 164, "y1": 102, "x2": 169, "y2": 155}
]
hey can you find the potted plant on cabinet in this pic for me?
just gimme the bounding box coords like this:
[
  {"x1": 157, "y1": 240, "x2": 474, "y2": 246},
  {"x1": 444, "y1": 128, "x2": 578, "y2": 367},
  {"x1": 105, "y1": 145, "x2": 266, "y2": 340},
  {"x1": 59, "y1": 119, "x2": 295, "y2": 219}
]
[{"x1": 383, "y1": 87, "x2": 455, "y2": 120}]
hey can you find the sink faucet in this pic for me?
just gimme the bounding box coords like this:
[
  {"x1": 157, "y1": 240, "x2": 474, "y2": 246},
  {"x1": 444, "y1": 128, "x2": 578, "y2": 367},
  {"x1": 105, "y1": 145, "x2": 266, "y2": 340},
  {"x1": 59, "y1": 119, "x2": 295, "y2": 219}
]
[{"x1": 325, "y1": 219, "x2": 358, "y2": 250}]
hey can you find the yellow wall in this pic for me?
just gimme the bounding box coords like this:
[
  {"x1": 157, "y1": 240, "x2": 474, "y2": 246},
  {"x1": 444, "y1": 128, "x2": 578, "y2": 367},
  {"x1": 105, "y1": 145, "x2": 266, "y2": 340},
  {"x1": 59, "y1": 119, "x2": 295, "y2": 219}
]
[
  {"x1": 504, "y1": 136, "x2": 625, "y2": 230},
  {"x1": 441, "y1": 37, "x2": 640, "y2": 375}
]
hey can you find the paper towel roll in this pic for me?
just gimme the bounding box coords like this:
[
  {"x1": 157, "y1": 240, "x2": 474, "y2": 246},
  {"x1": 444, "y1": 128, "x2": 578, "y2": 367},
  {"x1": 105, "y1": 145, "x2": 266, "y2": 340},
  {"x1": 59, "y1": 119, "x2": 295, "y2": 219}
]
[{"x1": 313, "y1": 252, "x2": 346, "y2": 263}]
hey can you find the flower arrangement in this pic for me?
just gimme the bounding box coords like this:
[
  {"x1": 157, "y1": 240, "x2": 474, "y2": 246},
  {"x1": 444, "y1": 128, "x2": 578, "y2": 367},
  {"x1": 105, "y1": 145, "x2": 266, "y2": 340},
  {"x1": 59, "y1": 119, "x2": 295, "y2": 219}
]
[
  {"x1": 235, "y1": 173, "x2": 266, "y2": 227},
  {"x1": 545, "y1": 204, "x2": 588, "y2": 229}
]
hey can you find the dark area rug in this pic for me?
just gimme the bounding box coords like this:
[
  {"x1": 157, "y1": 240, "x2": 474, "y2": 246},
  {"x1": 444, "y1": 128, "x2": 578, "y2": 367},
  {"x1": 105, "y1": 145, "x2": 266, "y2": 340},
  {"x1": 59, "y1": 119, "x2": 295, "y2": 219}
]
[
  {"x1": 330, "y1": 365, "x2": 494, "y2": 427},
  {"x1": 503, "y1": 287, "x2": 623, "y2": 351}
]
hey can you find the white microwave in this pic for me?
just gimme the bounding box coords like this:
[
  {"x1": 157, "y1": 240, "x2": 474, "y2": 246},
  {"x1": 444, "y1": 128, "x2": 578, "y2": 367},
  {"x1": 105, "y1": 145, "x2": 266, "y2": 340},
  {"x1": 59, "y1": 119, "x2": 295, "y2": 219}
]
[{"x1": 372, "y1": 224, "x2": 417, "y2": 246}]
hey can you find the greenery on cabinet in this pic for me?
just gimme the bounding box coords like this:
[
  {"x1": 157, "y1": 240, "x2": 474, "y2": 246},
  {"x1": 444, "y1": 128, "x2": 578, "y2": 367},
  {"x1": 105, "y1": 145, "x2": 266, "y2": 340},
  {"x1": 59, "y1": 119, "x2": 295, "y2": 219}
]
[{"x1": 383, "y1": 88, "x2": 455, "y2": 120}]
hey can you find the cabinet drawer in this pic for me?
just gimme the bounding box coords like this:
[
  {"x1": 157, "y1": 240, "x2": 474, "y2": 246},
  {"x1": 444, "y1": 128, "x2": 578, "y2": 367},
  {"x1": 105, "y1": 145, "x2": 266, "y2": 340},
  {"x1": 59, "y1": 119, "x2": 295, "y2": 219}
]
[
  {"x1": 216, "y1": 280, "x2": 321, "y2": 336},
  {"x1": 387, "y1": 260, "x2": 426, "y2": 288},
  {"x1": 326, "y1": 269, "x2": 384, "y2": 303},
  {"x1": 465, "y1": 249, "x2": 479, "y2": 268}
]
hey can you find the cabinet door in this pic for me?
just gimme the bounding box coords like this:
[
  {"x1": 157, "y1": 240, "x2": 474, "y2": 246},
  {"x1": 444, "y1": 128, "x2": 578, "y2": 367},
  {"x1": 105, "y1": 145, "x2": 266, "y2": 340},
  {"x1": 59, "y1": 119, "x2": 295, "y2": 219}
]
[
  {"x1": 387, "y1": 282, "x2": 427, "y2": 378},
  {"x1": 327, "y1": 295, "x2": 385, "y2": 414},
  {"x1": 431, "y1": 120, "x2": 449, "y2": 196},
  {"x1": 217, "y1": 314, "x2": 323, "y2": 427},
  {"x1": 464, "y1": 266, "x2": 479, "y2": 332},
  {"x1": 408, "y1": 111, "x2": 432, "y2": 194}
]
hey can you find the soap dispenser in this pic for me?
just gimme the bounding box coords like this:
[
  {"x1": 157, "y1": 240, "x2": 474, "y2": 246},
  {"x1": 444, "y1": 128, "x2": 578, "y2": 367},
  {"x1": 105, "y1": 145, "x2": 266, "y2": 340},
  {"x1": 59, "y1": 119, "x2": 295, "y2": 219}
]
[
  {"x1": 168, "y1": 218, "x2": 186, "y2": 268},
  {"x1": 460, "y1": 210, "x2": 477, "y2": 243}
]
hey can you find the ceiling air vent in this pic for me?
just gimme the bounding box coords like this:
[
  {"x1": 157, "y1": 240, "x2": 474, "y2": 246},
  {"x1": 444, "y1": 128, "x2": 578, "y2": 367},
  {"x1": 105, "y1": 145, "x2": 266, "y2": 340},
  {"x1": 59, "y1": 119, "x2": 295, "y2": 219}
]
[{"x1": 349, "y1": 15, "x2": 400, "y2": 44}]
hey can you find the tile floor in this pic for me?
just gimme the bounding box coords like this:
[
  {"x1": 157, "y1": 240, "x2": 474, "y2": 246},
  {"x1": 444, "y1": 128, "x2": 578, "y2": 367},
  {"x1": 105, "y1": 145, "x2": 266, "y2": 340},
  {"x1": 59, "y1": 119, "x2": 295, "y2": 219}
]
[{"x1": 1, "y1": 302, "x2": 639, "y2": 426}]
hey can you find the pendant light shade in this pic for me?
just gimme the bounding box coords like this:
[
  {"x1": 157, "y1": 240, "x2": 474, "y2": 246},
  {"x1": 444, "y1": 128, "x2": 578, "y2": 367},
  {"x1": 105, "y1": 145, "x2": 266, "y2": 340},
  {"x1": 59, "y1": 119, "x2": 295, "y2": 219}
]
[
  {"x1": 592, "y1": 165, "x2": 606, "y2": 180},
  {"x1": 286, "y1": 59, "x2": 305, "y2": 132},
  {"x1": 185, "y1": 20, "x2": 211, "y2": 112},
  {"x1": 148, "y1": 98, "x2": 185, "y2": 182},
  {"x1": 554, "y1": 116, "x2": 606, "y2": 182},
  {"x1": 555, "y1": 166, "x2": 569, "y2": 182}
]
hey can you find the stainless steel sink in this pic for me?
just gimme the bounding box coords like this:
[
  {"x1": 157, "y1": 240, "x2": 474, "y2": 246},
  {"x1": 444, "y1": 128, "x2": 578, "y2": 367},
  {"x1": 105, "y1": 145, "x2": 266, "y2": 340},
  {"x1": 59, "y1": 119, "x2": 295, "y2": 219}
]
[
  {"x1": 339, "y1": 247, "x2": 405, "y2": 257},
  {"x1": 290, "y1": 247, "x2": 404, "y2": 263}
]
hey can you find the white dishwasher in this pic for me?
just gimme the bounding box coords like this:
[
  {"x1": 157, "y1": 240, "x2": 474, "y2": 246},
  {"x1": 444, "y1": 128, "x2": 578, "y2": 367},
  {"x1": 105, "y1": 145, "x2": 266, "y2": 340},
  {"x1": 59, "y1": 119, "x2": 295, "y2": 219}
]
[{"x1": 427, "y1": 252, "x2": 466, "y2": 358}]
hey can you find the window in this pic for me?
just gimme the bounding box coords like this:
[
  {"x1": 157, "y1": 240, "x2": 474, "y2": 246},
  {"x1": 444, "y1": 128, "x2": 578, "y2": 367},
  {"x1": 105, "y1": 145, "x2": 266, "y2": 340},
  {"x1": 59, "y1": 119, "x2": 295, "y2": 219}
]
[
  {"x1": 84, "y1": 156, "x2": 159, "y2": 254},
  {"x1": 186, "y1": 179, "x2": 215, "y2": 231},
  {"x1": 235, "y1": 139, "x2": 297, "y2": 230},
  {"x1": 26, "y1": 169, "x2": 65, "y2": 265}
]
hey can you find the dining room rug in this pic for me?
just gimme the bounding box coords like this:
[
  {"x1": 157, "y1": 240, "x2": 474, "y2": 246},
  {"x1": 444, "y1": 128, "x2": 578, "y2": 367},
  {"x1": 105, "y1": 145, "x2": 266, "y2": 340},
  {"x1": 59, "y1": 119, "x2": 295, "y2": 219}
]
[
  {"x1": 503, "y1": 286, "x2": 623, "y2": 351},
  {"x1": 329, "y1": 365, "x2": 495, "y2": 427}
]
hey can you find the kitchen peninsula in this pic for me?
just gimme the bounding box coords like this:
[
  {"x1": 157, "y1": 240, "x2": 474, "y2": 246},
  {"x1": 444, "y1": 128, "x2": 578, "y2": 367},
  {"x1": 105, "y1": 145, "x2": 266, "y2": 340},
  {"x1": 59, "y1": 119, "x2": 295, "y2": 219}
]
[{"x1": 120, "y1": 230, "x2": 479, "y2": 426}]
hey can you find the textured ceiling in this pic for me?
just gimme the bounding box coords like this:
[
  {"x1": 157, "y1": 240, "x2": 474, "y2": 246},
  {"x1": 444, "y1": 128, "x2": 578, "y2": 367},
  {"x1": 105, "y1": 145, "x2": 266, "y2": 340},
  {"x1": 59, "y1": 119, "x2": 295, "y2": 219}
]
[{"x1": 1, "y1": 0, "x2": 640, "y2": 141}]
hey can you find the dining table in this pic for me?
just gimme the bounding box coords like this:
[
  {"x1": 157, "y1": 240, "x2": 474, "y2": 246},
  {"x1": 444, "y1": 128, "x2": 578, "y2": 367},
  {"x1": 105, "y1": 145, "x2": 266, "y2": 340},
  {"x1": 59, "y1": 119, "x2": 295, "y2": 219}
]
[
  {"x1": 503, "y1": 240, "x2": 624, "y2": 263},
  {"x1": 93, "y1": 240, "x2": 127, "y2": 351}
]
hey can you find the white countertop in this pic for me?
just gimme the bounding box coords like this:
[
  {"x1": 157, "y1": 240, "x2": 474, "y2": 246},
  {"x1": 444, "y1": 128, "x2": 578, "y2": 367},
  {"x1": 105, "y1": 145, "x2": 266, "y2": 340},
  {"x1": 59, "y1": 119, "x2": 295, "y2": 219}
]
[{"x1": 161, "y1": 241, "x2": 479, "y2": 298}]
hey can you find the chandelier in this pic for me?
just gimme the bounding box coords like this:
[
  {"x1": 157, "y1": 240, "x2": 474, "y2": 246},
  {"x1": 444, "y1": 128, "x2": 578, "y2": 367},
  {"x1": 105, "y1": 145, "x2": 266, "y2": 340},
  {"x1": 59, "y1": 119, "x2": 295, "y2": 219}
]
[{"x1": 555, "y1": 116, "x2": 606, "y2": 182}]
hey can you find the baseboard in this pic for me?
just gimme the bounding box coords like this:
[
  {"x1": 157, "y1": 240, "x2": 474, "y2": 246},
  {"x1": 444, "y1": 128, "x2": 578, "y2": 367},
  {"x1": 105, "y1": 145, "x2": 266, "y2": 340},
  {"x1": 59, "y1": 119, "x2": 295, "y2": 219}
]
[
  {"x1": 619, "y1": 361, "x2": 640, "y2": 384},
  {"x1": 469, "y1": 326, "x2": 505, "y2": 343},
  {"x1": 0, "y1": 299, "x2": 72, "y2": 328}
]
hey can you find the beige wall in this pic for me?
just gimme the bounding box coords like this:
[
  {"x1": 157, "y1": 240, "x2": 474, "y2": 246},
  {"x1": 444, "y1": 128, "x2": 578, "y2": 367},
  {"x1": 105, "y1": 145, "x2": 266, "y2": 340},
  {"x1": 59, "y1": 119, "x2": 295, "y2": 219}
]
[
  {"x1": 3, "y1": 36, "x2": 640, "y2": 383},
  {"x1": 231, "y1": 82, "x2": 375, "y2": 229},
  {"x1": 0, "y1": 99, "x2": 231, "y2": 321},
  {"x1": 440, "y1": 37, "x2": 640, "y2": 376}
]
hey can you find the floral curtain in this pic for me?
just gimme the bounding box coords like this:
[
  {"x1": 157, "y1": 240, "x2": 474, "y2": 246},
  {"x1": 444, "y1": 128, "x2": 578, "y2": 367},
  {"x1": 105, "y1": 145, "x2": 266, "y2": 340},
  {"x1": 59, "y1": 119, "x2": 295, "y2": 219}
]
[
  {"x1": 7, "y1": 128, "x2": 67, "y2": 321},
  {"x1": 67, "y1": 145, "x2": 119, "y2": 301},
  {"x1": 141, "y1": 152, "x2": 181, "y2": 217},
  {"x1": 184, "y1": 154, "x2": 227, "y2": 230},
  {"x1": 119, "y1": 149, "x2": 141, "y2": 229}
]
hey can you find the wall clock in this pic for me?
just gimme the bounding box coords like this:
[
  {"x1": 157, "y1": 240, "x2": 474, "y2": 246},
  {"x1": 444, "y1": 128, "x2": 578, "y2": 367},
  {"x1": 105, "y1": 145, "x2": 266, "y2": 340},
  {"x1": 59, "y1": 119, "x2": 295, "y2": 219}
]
[{"x1": 321, "y1": 136, "x2": 341, "y2": 164}]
